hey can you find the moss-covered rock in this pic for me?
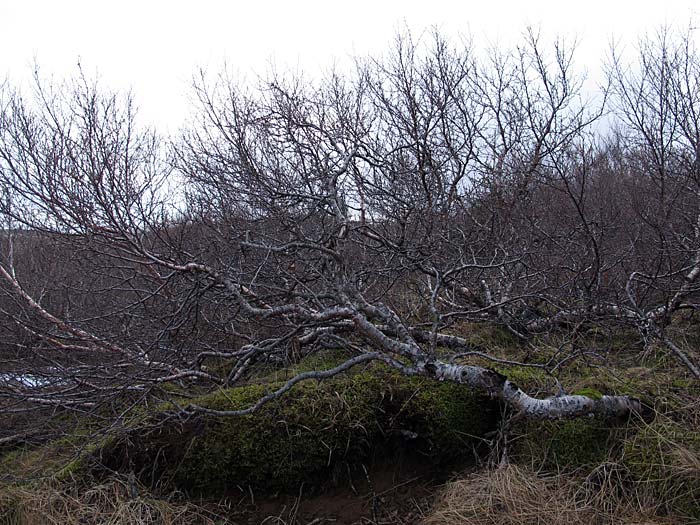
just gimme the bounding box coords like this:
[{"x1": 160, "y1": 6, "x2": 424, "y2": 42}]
[{"x1": 99, "y1": 366, "x2": 499, "y2": 495}]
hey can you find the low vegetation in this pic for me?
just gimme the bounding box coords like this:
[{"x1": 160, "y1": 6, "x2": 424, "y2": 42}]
[
  {"x1": 100, "y1": 364, "x2": 497, "y2": 494},
  {"x1": 2, "y1": 329, "x2": 699, "y2": 524}
]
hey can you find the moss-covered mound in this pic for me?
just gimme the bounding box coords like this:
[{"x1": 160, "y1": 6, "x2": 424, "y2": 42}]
[{"x1": 98, "y1": 366, "x2": 499, "y2": 494}]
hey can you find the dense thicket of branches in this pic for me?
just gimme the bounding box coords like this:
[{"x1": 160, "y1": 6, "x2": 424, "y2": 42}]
[{"x1": 1, "y1": 28, "x2": 699, "y2": 435}]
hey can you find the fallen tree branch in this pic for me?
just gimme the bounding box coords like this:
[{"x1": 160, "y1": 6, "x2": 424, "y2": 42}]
[{"x1": 182, "y1": 353, "x2": 652, "y2": 421}]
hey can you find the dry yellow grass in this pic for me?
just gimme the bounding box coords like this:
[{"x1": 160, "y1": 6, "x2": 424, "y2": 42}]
[
  {"x1": 0, "y1": 478, "x2": 228, "y2": 525},
  {"x1": 424, "y1": 463, "x2": 682, "y2": 525}
]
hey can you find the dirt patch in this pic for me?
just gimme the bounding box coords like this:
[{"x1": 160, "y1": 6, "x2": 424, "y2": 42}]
[{"x1": 213, "y1": 453, "x2": 447, "y2": 524}]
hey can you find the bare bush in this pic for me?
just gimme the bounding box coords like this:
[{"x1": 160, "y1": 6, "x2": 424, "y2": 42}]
[{"x1": 3, "y1": 28, "x2": 700, "y2": 447}]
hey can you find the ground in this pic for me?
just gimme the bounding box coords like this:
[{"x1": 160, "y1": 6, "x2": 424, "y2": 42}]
[{"x1": 1, "y1": 326, "x2": 700, "y2": 524}]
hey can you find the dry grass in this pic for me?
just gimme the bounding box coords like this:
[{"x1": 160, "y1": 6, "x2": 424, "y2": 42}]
[
  {"x1": 669, "y1": 444, "x2": 700, "y2": 478},
  {"x1": 0, "y1": 478, "x2": 230, "y2": 525},
  {"x1": 424, "y1": 463, "x2": 682, "y2": 525}
]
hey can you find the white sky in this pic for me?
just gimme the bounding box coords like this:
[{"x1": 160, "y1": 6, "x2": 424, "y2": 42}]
[{"x1": 1, "y1": 0, "x2": 698, "y2": 131}]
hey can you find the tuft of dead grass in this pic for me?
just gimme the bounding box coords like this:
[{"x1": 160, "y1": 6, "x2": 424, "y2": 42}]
[
  {"x1": 0, "y1": 478, "x2": 230, "y2": 525},
  {"x1": 424, "y1": 463, "x2": 683, "y2": 525}
]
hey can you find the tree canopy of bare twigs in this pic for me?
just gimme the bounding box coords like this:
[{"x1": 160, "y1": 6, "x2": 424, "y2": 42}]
[{"x1": 2, "y1": 28, "x2": 700, "y2": 439}]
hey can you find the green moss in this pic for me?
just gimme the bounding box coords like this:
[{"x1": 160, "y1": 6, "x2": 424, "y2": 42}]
[
  {"x1": 173, "y1": 381, "x2": 367, "y2": 492},
  {"x1": 496, "y1": 366, "x2": 551, "y2": 393},
  {"x1": 573, "y1": 387, "x2": 604, "y2": 400},
  {"x1": 100, "y1": 366, "x2": 498, "y2": 495},
  {"x1": 391, "y1": 376, "x2": 494, "y2": 458},
  {"x1": 513, "y1": 417, "x2": 619, "y2": 470}
]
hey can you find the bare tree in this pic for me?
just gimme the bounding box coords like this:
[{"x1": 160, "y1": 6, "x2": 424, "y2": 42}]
[
  {"x1": 603, "y1": 27, "x2": 700, "y2": 376},
  {"x1": 9, "y1": 30, "x2": 693, "y2": 450}
]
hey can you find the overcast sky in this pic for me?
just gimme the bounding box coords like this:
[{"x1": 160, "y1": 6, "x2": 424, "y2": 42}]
[{"x1": 1, "y1": 0, "x2": 698, "y2": 130}]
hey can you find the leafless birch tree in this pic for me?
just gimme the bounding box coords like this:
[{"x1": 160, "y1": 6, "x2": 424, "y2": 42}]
[{"x1": 7, "y1": 29, "x2": 700, "y2": 445}]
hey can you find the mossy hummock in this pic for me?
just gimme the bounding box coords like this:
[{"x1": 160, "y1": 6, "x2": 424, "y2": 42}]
[{"x1": 100, "y1": 366, "x2": 499, "y2": 494}]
